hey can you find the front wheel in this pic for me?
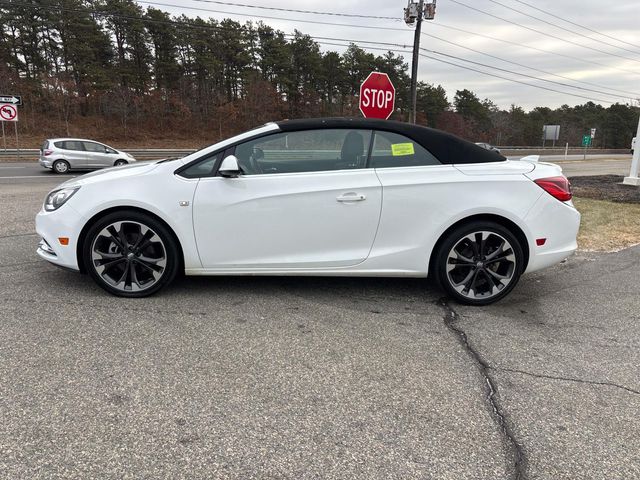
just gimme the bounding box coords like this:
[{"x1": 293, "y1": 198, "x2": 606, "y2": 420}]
[
  {"x1": 83, "y1": 211, "x2": 179, "y2": 297},
  {"x1": 114, "y1": 159, "x2": 128, "y2": 167},
  {"x1": 432, "y1": 221, "x2": 524, "y2": 306}
]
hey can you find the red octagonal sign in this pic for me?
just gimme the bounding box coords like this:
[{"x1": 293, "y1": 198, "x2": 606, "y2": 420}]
[{"x1": 359, "y1": 72, "x2": 395, "y2": 120}]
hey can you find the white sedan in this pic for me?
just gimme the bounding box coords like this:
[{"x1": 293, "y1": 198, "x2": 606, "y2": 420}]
[{"x1": 35, "y1": 118, "x2": 580, "y2": 305}]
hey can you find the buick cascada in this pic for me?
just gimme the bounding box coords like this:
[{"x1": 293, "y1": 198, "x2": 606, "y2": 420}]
[{"x1": 36, "y1": 118, "x2": 580, "y2": 305}]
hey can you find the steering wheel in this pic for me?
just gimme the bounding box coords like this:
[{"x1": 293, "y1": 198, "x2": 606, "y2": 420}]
[{"x1": 248, "y1": 147, "x2": 264, "y2": 174}]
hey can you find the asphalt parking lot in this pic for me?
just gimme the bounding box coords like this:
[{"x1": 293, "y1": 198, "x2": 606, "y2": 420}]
[{"x1": 1, "y1": 174, "x2": 639, "y2": 479}]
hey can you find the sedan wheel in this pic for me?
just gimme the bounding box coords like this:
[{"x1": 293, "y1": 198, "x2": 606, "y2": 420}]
[
  {"x1": 434, "y1": 222, "x2": 523, "y2": 305},
  {"x1": 53, "y1": 160, "x2": 70, "y2": 174},
  {"x1": 114, "y1": 159, "x2": 128, "y2": 167},
  {"x1": 84, "y1": 212, "x2": 179, "y2": 297}
]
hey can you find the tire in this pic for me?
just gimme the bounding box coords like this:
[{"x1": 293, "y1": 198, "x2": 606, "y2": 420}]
[
  {"x1": 432, "y1": 221, "x2": 524, "y2": 306},
  {"x1": 114, "y1": 159, "x2": 128, "y2": 167},
  {"x1": 83, "y1": 211, "x2": 179, "y2": 297},
  {"x1": 53, "y1": 160, "x2": 70, "y2": 174}
]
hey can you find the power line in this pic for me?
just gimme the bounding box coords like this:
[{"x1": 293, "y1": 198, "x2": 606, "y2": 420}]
[
  {"x1": 446, "y1": 0, "x2": 640, "y2": 66},
  {"x1": 420, "y1": 46, "x2": 627, "y2": 101},
  {"x1": 485, "y1": 0, "x2": 640, "y2": 56},
  {"x1": 134, "y1": 1, "x2": 408, "y2": 33},
  {"x1": 2, "y1": 0, "x2": 630, "y2": 105},
  {"x1": 418, "y1": 53, "x2": 614, "y2": 104},
  {"x1": 166, "y1": 0, "x2": 399, "y2": 21},
  {"x1": 135, "y1": 0, "x2": 640, "y2": 79},
  {"x1": 317, "y1": 39, "x2": 619, "y2": 104},
  {"x1": 508, "y1": 0, "x2": 640, "y2": 51},
  {"x1": 131, "y1": 1, "x2": 634, "y2": 100},
  {"x1": 421, "y1": 32, "x2": 639, "y2": 98},
  {"x1": 314, "y1": 39, "x2": 618, "y2": 104},
  {"x1": 422, "y1": 21, "x2": 640, "y2": 78},
  {"x1": 143, "y1": 0, "x2": 640, "y2": 93}
]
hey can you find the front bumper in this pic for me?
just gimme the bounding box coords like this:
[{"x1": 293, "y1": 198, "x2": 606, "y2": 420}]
[{"x1": 35, "y1": 205, "x2": 85, "y2": 271}]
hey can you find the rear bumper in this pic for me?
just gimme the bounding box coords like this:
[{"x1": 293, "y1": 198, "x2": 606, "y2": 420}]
[
  {"x1": 39, "y1": 158, "x2": 53, "y2": 168},
  {"x1": 524, "y1": 196, "x2": 580, "y2": 273}
]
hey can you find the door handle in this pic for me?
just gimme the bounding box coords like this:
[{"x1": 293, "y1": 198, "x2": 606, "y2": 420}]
[{"x1": 336, "y1": 193, "x2": 366, "y2": 202}]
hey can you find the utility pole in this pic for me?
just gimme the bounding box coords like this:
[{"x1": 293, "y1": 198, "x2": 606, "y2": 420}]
[
  {"x1": 409, "y1": 0, "x2": 424, "y2": 124},
  {"x1": 405, "y1": 1, "x2": 436, "y2": 124}
]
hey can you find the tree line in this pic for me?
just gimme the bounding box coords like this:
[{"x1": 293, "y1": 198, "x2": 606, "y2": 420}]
[{"x1": 0, "y1": 0, "x2": 637, "y2": 148}]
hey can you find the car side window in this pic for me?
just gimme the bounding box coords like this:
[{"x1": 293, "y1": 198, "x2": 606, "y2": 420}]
[
  {"x1": 61, "y1": 141, "x2": 85, "y2": 151},
  {"x1": 178, "y1": 152, "x2": 222, "y2": 178},
  {"x1": 233, "y1": 129, "x2": 372, "y2": 175},
  {"x1": 370, "y1": 131, "x2": 440, "y2": 168},
  {"x1": 83, "y1": 142, "x2": 106, "y2": 153}
]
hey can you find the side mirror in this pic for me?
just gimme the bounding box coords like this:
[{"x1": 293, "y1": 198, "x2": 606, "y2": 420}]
[{"x1": 218, "y1": 155, "x2": 241, "y2": 178}]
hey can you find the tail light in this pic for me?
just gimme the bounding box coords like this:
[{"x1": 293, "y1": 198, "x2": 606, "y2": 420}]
[
  {"x1": 534, "y1": 176, "x2": 572, "y2": 202},
  {"x1": 43, "y1": 149, "x2": 53, "y2": 156}
]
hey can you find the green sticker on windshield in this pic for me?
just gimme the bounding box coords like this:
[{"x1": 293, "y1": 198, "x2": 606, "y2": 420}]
[{"x1": 391, "y1": 143, "x2": 415, "y2": 156}]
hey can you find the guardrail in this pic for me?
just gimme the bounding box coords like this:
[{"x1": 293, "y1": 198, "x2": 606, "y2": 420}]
[
  {"x1": 0, "y1": 147, "x2": 631, "y2": 162},
  {"x1": 0, "y1": 149, "x2": 196, "y2": 161}
]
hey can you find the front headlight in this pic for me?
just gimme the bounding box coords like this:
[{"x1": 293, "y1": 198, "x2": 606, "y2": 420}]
[{"x1": 44, "y1": 187, "x2": 80, "y2": 211}]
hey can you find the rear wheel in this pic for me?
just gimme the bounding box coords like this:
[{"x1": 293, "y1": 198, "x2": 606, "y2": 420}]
[
  {"x1": 114, "y1": 159, "x2": 128, "y2": 167},
  {"x1": 83, "y1": 211, "x2": 179, "y2": 297},
  {"x1": 53, "y1": 160, "x2": 70, "y2": 174},
  {"x1": 433, "y1": 221, "x2": 524, "y2": 306}
]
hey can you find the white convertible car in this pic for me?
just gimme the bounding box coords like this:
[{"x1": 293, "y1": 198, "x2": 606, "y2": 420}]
[{"x1": 36, "y1": 118, "x2": 580, "y2": 305}]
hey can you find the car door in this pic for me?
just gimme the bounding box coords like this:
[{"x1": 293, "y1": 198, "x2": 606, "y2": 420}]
[
  {"x1": 59, "y1": 140, "x2": 87, "y2": 168},
  {"x1": 191, "y1": 128, "x2": 383, "y2": 270},
  {"x1": 367, "y1": 130, "x2": 463, "y2": 266},
  {"x1": 83, "y1": 141, "x2": 109, "y2": 167}
]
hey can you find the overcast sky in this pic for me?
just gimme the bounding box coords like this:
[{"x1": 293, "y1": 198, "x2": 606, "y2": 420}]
[{"x1": 138, "y1": 0, "x2": 640, "y2": 110}]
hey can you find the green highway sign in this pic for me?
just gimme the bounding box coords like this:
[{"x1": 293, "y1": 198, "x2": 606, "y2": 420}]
[{"x1": 582, "y1": 135, "x2": 592, "y2": 147}]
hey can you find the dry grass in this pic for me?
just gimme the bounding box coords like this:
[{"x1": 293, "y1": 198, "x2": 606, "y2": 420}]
[{"x1": 574, "y1": 197, "x2": 640, "y2": 251}]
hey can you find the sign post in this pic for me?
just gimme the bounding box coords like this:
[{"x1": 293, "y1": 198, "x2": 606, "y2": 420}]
[
  {"x1": 542, "y1": 125, "x2": 560, "y2": 148},
  {"x1": 1, "y1": 121, "x2": 5, "y2": 152},
  {"x1": 0, "y1": 102, "x2": 19, "y2": 160},
  {"x1": 623, "y1": 116, "x2": 640, "y2": 186},
  {"x1": 582, "y1": 134, "x2": 591, "y2": 161},
  {"x1": 14, "y1": 122, "x2": 18, "y2": 161},
  {"x1": 359, "y1": 72, "x2": 396, "y2": 120}
]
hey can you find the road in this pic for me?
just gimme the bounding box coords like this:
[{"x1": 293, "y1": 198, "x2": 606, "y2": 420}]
[
  {"x1": 507, "y1": 154, "x2": 633, "y2": 177},
  {"x1": 1, "y1": 174, "x2": 639, "y2": 479},
  {"x1": 0, "y1": 153, "x2": 633, "y2": 180}
]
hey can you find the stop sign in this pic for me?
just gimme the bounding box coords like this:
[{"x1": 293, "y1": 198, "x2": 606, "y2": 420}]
[{"x1": 359, "y1": 72, "x2": 395, "y2": 120}]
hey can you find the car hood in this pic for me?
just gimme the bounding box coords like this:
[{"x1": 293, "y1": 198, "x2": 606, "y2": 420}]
[{"x1": 60, "y1": 161, "x2": 159, "y2": 188}]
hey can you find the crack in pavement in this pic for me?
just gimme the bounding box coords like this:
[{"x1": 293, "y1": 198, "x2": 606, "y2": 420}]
[
  {"x1": 0, "y1": 296, "x2": 211, "y2": 318},
  {"x1": 438, "y1": 298, "x2": 527, "y2": 480},
  {"x1": 0, "y1": 260, "x2": 43, "y2": 269},
  {"x1": 494, "y1": 366, "x2": 640, "y2": 396},
  {"x1": 0, "y1": 232, "x2": 37, "y2": 239}
]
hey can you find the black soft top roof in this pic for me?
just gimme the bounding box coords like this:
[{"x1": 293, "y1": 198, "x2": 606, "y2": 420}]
[{"x1": 276, "y1": 118, "x2": 505, "y2": 165}]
